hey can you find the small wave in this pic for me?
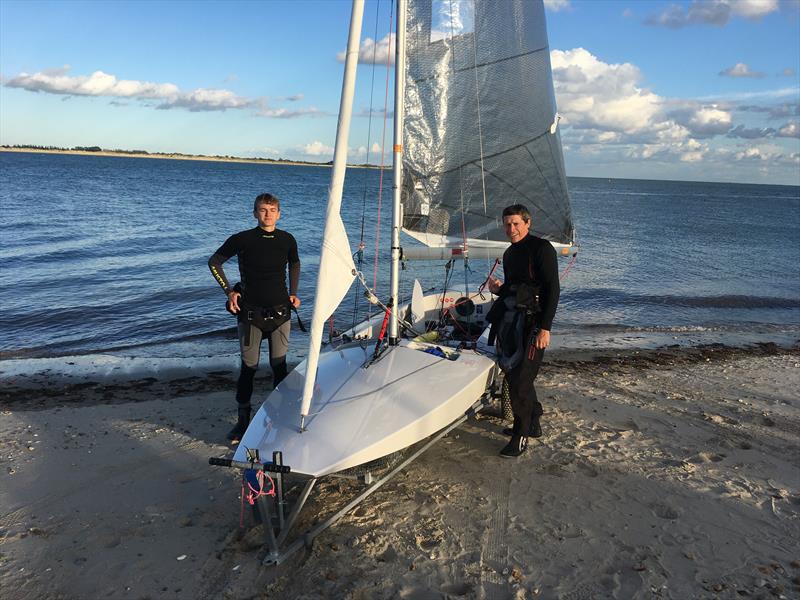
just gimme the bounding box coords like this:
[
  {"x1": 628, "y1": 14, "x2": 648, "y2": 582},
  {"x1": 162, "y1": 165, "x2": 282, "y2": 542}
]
[
  {"x1": 558, "y1": 322, "x2": 800, "y2": 335},
  {"x1": 0, "y1": 327, "x2": 237, "y2": 360},
  {"x1": 567, "y1": 289, "x2": 800, "y2": 310}
]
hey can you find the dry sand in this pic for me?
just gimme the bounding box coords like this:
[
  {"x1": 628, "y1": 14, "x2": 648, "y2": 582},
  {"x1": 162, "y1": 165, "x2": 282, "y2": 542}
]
[{"x1": 1, "y1": 344, "x2": 798, "y2": 599}]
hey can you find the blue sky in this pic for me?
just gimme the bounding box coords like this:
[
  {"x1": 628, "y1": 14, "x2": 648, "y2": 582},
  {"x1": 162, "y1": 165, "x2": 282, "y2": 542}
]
[{"x1": 1, "y1": 0, "x2": 798, "y2": 185}]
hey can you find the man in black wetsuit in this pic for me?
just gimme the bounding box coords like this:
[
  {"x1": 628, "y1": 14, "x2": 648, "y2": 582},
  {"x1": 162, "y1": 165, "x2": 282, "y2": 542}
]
[
  {"x1": 488, "y1": 204, "x2": 560, "y2": 458},
  {"x1": 208, "y1": 193, "x2": 301, "y2": 443}
]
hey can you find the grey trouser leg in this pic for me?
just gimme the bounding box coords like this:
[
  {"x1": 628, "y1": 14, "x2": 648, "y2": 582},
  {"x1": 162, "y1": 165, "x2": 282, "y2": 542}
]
[
  {"x1": 236, "y1": 320, "x2": 291, "y2": 406},
  {"x1": 267, "y1": 320, "x2": 290, "y2": 388}
]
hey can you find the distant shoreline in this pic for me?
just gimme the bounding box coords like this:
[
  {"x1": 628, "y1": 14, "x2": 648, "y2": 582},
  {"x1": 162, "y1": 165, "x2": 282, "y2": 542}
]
[{"x1": 0, "y1": 146, "x2": 384, "y2": 170}]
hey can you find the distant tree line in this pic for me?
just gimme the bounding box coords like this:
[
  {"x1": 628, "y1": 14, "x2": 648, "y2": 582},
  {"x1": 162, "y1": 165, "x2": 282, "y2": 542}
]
[{"x1": 1, "y1": 144, "x2": 384, "y2": 168}]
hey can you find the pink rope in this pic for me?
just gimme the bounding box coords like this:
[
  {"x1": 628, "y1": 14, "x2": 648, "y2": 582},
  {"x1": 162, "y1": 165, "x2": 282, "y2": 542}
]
[
  {"x1": 238, "y1": 468, "x2": 275, "y2": 528},
  {"x1": 560, "y1": 253, "x2": 577, "y2": 281}
]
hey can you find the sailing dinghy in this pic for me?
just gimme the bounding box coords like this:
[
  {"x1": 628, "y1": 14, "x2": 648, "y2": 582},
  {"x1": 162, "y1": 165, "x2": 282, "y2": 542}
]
[{"x1": 211, "y1": 0, "x2": 576, "y2": 564}]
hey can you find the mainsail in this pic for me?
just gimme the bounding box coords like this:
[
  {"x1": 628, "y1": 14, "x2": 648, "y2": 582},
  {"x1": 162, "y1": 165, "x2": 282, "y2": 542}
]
[{"x1": 401, "y1": 0, "x2": 574, "y2": 250}]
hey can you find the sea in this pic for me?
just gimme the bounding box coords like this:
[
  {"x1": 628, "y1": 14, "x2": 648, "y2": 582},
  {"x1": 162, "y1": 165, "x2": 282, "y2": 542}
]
[{"x1": 1, "y1": 151, "x2": 798, "y2": 381}]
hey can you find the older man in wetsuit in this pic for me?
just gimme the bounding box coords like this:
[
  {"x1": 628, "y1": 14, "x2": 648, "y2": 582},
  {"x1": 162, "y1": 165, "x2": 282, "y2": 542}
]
[
  {"x1": 208, "y1": 193, "x2": 301, "y2": 443},
  {"x1": 488, "y1": 204, "x2": 560, "y2": 458}
]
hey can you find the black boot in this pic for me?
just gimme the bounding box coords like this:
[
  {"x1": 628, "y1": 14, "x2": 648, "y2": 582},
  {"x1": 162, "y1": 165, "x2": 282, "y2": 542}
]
[
  {"x1": 503, "y1": 416, "x2": 543, "y2": 438},
  {"x1": 500, "y1": 435, "x2": 528, "y2": 458},
  {"x1": 227, "y1": 406, "x2": 251, "y2": 443},
  {"x1": 530, "y1": 416, "x2": 543, "y2": 438}
]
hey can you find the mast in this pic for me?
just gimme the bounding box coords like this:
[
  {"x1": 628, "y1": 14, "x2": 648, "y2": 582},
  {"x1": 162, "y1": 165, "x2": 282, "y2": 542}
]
[
  {"x1": 299, "y1": 0, "x2": 364, "y2": 430},
  {"x1": 388, "y1": 0, "x2": 407, "y2": 345}
]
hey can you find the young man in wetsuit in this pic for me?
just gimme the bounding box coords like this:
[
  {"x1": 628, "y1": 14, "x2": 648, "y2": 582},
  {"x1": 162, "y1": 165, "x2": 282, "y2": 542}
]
[
  {"x1": 488, "y1": 204, "x2": 560, "y2": 458},
  {"x1": 208, "y1": 193, "x2": 301, "y2": 443}
]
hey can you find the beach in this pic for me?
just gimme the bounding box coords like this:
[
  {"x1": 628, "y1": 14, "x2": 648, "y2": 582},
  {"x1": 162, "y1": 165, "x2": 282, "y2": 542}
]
[{"x1": 1, "y1": 343, "x2": 798, "y2": 600}]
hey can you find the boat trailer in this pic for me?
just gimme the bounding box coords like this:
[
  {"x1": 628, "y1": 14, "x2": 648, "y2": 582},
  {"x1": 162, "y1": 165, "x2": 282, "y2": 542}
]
[{"x1": 209, "y1": 395, "x2": 493, "y2": 565}]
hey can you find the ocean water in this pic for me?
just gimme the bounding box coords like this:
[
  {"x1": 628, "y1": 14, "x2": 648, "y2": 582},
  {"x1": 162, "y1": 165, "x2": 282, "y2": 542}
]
[{"x1": 1, "y1": 151, "x2": 798, "y2": 376}]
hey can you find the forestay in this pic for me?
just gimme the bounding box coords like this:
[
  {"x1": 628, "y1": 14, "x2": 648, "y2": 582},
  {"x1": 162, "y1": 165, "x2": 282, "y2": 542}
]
[{"x1": 401, "y1": 0, "x2": 575, "y2": 251}]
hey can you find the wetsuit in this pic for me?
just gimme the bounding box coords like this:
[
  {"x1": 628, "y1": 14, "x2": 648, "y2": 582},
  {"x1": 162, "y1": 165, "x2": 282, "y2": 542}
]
[
  {"x1": 208, "y1": 227, "x2": 300, "y2": 414},
  {"x1": 501, "y1": 234, "x2": 560, "y2": 438}
]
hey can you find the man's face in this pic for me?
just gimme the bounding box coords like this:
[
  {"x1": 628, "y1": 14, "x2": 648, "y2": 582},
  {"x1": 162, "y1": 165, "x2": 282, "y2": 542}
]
[
  {"x1": 254, "y1": 202, "x2": 280, "y2": 229},
  {"x1": 503, "y1": 214, "x2": 530, "y2": 243}
]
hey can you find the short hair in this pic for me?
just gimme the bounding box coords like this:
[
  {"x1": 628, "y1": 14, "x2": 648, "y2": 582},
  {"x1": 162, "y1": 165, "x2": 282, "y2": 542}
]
[
  {"x1": 254, "y1": 193, "x2": 280, "y2": 212},
  {"x1": 502, "y1": 204, "x2": 530, "y2": 223}
]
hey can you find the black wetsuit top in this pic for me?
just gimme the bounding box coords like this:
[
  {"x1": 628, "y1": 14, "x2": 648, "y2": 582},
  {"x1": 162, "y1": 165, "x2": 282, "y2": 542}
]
[
  {"x1": 208, "y1": 227, "x2": 300, "y2": 307},
  {"x1": 501, "y1": 234, "x2": 560, "y2": 331}
]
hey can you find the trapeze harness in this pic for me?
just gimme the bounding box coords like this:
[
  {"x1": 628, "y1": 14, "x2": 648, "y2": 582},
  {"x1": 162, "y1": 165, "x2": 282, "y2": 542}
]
[{"x1": 226, "y1": 283, "x2": 292, "y2": 345}]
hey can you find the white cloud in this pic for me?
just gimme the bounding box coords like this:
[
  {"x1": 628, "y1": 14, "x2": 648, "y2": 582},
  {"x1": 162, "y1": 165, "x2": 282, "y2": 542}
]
[
  {"x1": 4, "y1": 66, "x2": 259, "y2": 112},
  {"x1": 645, "y1": 0, "x2": 779, "y2": 29},
  {"x1": 727, "y1": 124, "x2": 777, "y2": 139},
  {"x1": 731, "y1": 0, "x2": 780, "y2": 19},
  {"x1": 551, "y1": 48, "x2": 665, "y2": 134},
  {"x1": 300, "y1": 140, "x2": 334, "y2": 156},
  {"x1": 257, "y1": 105, "x2": 326, "y2": 118},
  {"x1": 7, "y1": 68, "x2": 180, "y2": 99},
  {"x1": 547, "y1": 47, "x2": 789, "y2": 169},
  {"x1": 734, "y1": 145, "x2": 779, "y2": 161},
  {"x1": 338, "y1": 34, "x2": 395, "y2": 66},
  {"x1": 3, "y1": 66, "x2": 330, "y2": 117},
  {"x1": 719, "y1": 62, "x2": 765, "y2": 78},
  {"x1": 777, "y1": 121, "x2": 799, "y2": 138},
  {"x1": 160, "y1": 88, "x2": 253, "y2": 111},
  {"x1": 544, "y1": 0, "x2": 571, "y2": 12},
  {"x1": 683, "y1": 105, "x2": 733, "y2": 136}
]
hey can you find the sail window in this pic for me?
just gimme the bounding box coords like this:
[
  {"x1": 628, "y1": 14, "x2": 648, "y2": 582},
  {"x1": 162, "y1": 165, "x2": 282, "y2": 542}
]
[{"x1": 430, "y1": 0, "x2": 474, "y2": 42}]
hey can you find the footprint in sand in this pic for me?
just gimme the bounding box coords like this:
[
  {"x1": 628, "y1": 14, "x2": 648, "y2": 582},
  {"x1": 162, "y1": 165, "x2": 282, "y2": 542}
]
[{"x1": 650, "y1": 502, "x2": 682, "y2": 520}]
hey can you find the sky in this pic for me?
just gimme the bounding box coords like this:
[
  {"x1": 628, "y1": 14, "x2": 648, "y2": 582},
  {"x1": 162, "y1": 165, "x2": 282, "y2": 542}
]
[{"x1": 1, "y1": 0, "x2": 798, "y2": 185}]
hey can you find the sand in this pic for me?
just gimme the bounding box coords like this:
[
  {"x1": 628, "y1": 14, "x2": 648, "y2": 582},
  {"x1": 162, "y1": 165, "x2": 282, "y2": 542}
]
[{"x1": 1, "y1": 343, "x2": 798, "y2": 600}]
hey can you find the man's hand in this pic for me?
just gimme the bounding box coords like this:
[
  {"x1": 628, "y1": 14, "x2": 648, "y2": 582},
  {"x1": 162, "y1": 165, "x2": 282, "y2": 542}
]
[
  {"x1": 227, "y1": 290, "x2": 241, "y2": 314},
  {"x1": 289, "y1": 295, "x2": 301, "y2": 309},
  {"x1": 535, "y1": 328, "x2": 551, "y2": 350},
  {"x1": 487, "y1": 276, "x2": 503, "y2": 295}
]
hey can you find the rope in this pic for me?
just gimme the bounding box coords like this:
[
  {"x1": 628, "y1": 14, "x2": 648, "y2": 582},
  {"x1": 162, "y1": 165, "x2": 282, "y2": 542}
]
[
  {"x1": 477, "y1": 258, "x2": 501, "y2": 296},
  {"x1": 238, "y1": 467, "x2": 275, "y2": 528},
  {"x1": 560, "y1": 253, "x2": 577, "y2": 281}
]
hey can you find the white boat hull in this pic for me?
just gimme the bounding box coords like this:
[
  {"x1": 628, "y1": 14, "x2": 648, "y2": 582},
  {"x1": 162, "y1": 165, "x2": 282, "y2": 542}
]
[{"x1": 233, "y1": 338, "x2": 496, "y2": 478}]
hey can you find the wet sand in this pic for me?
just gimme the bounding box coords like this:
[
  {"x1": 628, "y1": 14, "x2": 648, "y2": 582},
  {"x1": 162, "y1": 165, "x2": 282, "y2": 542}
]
[{"x1": 1, "y1": 343, "x2": 798, "y2": 599}]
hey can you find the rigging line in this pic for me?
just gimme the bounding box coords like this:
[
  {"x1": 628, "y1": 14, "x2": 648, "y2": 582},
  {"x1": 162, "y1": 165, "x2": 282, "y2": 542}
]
[
  {"x1": 444, "y1": 0, "x2": 472, "y2": 304},
  {"x1": 468, "y1": 4, "x2": 488, "y2": 219},
  {"x1": 373, "y1": 0, "x2": 394, "y2": 295},
  {"x1": 352, "y1": 0, "x2": 384, "y2": 330},
  {"x1": 560, "y1": 253, "x2": 577, "y2": 280}
]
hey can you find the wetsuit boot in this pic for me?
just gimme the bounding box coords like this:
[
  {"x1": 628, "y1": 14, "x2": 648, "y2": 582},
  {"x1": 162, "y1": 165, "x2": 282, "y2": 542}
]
[
  {"x1": 228, "y1": 362, "x2": 257, "y2": 443},
  {"x1": 227, "y1": 406, "x2": 251, "y2": 443},
  {"x1": 499, "y1": 434, "x2": 528, "y2": 458}
]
